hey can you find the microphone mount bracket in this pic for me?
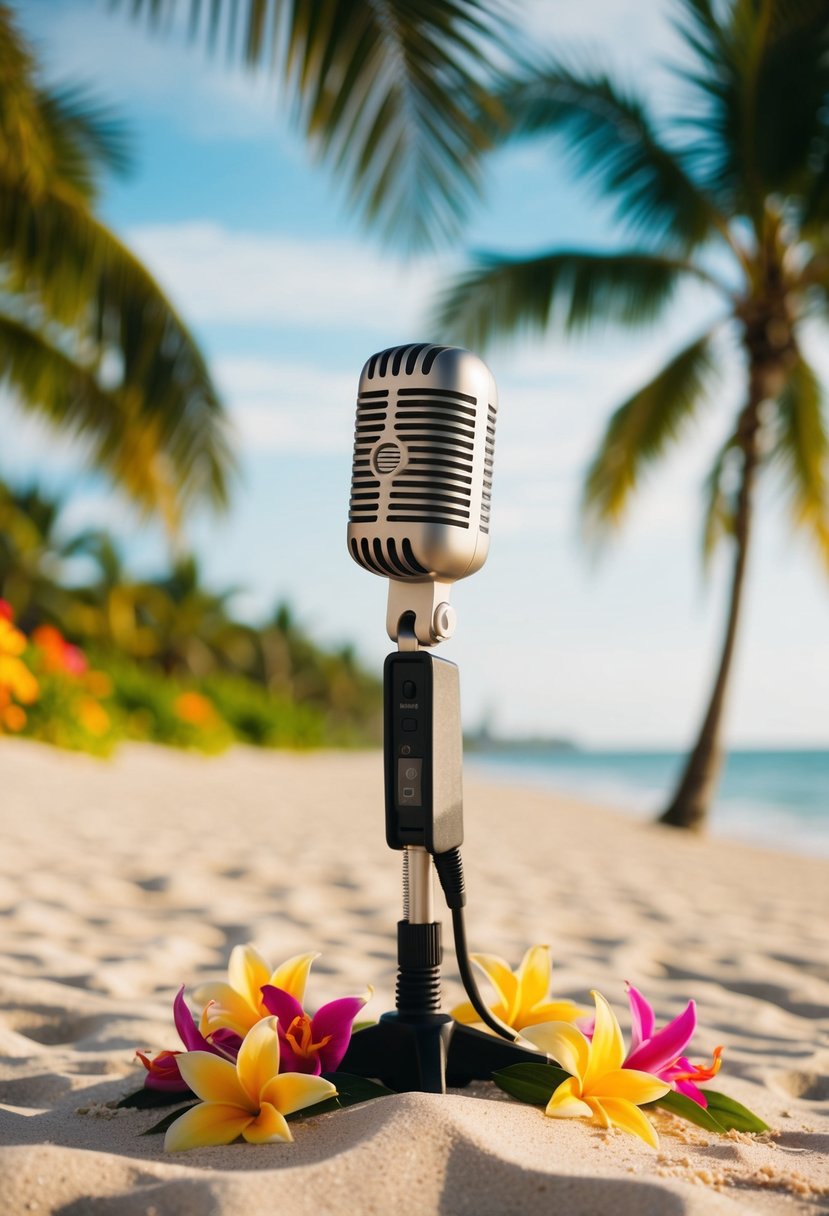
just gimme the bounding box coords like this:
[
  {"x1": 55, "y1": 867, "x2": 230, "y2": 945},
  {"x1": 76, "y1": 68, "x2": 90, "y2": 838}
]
[{"x1": 387, "y1": 579, "x2": 457, "y2": 648}]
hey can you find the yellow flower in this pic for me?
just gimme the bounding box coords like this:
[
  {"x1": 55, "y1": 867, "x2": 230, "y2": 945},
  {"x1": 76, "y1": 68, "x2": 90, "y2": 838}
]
[
  {"x1": 450, "y1": 945, "x2": 588, "y2": 1033},
  {"x1": 164, "y1": 1016, "x2": 336, "y2": 1151},
  {"x1": 77, "y1": 698, "x2": 110, "y2": 737},
  {"x1": 0, "y1": 618, "x2": 39, "y2": 706},
  {"x1": 199, "y1": 945, "x2": 319, "y2": 1039},
  {"x1": 0, "y1": 615, "x2": 26, "y2": 658},
  {"x1": 522, "y1": 991, "x2": 670, "y2": 1148}
]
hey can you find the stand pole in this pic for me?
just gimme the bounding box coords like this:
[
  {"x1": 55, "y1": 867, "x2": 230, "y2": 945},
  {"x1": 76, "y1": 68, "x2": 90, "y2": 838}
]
[{"x1": 338, "y1": 641, "x2": 541, "y2": 1093}]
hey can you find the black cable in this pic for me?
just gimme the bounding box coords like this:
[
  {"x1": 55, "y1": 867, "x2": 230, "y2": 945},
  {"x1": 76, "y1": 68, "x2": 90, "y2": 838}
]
[{"x1": 433, "y1": 847, "x2": 518, "y2": 1043}]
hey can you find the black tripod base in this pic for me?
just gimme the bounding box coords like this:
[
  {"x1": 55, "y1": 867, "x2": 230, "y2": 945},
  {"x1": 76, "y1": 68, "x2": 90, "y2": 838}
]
[{"x1": 339, "y1": 1013, "x2": 542, "y2": 1093}]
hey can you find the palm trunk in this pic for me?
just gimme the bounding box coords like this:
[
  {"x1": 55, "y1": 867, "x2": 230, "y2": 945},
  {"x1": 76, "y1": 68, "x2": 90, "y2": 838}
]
[{"x1": 659, "y1": 390, "x2": 762, "y2": 831}]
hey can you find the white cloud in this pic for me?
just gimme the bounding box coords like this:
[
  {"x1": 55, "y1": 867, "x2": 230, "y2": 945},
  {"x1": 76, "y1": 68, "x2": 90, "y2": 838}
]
[{"x1": 127, "y1": 221, "x2": 441, "y2": 332}]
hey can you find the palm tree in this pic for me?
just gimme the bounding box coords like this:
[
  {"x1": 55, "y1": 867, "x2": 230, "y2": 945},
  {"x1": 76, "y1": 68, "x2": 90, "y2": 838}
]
[
  {"x1": 67, "y1": 532, "x2": 166, "y2": 659},
  {"x1": 436, "y1": 0, "x2": 829, "y2": 830},
  {"x1": 113, "y1": 0, "x2": 511, "y2": 249},
  {"x1": 146, "y1": 554, "x2": 245, "y2": 677},
  {"x1": 0, "y1": 480, "x2": 105, "y2": 630},
  {"x1": 0, "y1": 5, "x2": 234, "y2": 531}
]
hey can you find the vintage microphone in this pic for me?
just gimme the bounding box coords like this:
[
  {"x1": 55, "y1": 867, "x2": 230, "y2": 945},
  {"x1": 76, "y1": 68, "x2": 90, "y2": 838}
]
[
  {"x1": 347, "y1": 341, "x2": 495, "y2": 648},
  {"x1": 340, "y1": 343, "x2": 540, "y2": 1092}
]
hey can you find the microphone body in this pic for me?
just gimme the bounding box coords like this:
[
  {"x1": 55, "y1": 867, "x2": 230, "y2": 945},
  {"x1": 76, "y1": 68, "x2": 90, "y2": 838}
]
[{"x1": 347, "y1": 343, "x2": 497, "y2": 644}]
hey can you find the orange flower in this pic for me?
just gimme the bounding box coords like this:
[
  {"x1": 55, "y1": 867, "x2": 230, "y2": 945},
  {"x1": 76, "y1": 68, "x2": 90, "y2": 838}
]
[
  {"x1": 174, "y1": 691, "x2": 218, "y2": 727},
  {"x1": 31, "y1": 625, "x2": 88, "y2": 675},
  {"x1": 2, "y1": 703, "x2": 27, "y2": 732}
]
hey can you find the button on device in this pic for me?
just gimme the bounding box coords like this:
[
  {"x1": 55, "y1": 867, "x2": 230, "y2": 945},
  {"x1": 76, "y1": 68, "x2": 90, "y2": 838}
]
[
  {"x1": 402, "y1": 680, "x2": 417, "y2": 698},
  {"x1": 397, "y1": 757, "x2": 422, "y2": 806},
  {"x1": 402, "y1": 718, "x2": 417, "y2": 732}
]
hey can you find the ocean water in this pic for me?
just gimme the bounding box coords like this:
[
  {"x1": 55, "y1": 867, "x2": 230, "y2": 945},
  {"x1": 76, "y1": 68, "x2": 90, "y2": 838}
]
[{"x1": 468, "y1": 748, "x2": 829, "y2": 858}]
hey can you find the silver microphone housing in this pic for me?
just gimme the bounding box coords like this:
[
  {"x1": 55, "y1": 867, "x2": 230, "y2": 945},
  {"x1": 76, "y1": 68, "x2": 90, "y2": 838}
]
[{"x1": 347, "y1": 343, "x2": 497, "y2": 645}]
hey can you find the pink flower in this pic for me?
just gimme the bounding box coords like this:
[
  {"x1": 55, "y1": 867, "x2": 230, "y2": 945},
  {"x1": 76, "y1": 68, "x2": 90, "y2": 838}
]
[
  {"x1": 138, "y1": 986, "x2": 241, "y2": 1092},
  {"x1": 623, "y1": 982, "x2": 723, "y2": 1107},
  {"x1": 260, "y1": 984, "x2": 369, "y2": 1075}
]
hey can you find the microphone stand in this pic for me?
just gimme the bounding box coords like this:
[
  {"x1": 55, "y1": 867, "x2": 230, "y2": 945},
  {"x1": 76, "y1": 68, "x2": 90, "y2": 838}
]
[{"x1": 339, "y1": 610, "x2": 541, "y2": 1092}]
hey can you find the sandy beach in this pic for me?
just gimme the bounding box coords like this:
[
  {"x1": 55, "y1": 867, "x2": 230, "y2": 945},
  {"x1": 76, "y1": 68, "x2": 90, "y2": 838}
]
[{"x1": 0, "y1": 739, "x2": 827, "y2": 1214}]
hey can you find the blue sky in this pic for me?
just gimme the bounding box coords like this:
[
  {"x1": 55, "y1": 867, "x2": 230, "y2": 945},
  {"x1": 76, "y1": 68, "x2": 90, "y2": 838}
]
[{"x1": 7, "y1": 0, "x2": 829, "y2": 747}]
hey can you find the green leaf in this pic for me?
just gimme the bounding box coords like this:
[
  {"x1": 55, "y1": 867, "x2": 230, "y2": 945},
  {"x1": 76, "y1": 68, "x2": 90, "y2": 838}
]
[
  {"x1": 491, "y1": 1062, "x2": 571, "y2": 1106},
  {"x1": 136, "y1": 1073, "x2": 394, "y2": 1131},
  {"x1": 649, "y1": 1088, "x2": 769, "y2": 1135},
  {"x1": 287, "y1": 1072, "x2": 393, "y2": 1123},
  {"x1": 582, "y1": 328, "x2": 719, "y2": 532},
  {"x1": 116, "y1": 1086, "x2": 195, "y2": 1109},
  {"x1": 703, "y1": 1089, "x2": 769, "y2": 1133},
  {"x1": 112, "y1": 0, "x2": 514, "y2": 250},
  {"x1": 435, "y1": 249, "x2": 699, "y2": 352},
  {"x1": 285, "y1": 1095, "x2": 343, "y2": 1122},
  {"x1": 701, "y1": 426, "x2": 741, "y2": 565},
  {"x1": 494, "y1": 60, "x2": 723, "y2": 251},
  {"x1": 649, "y1": 1088, "x2": 728, "y2": 1133},
  {"x1": 675, "y1": 0, "x2": 829, "y2": 220},
  {"x1": 141, "y1": 1102, "x2": 199, "y2": 1135},
  {"x1": 323, "y1": 1072, "x2": 395, "y2": 1107},
  {"x1": 773, "y1": 355, "x2": 829, "y2": 571}
]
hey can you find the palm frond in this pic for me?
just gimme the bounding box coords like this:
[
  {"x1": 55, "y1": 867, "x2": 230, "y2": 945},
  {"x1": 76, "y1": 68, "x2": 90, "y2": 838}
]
[
  {"x1": 0, "y1": 312, "x2": 127, "y2": 448},
  {"x1": 674, "y1": 0, "x2": 829, "y2": 221},
  {"x1": 35, "y1": 85, "x2": 132, "y2": 202},
  {"x1": 701, "y1": 427, "x2": 741, "y2": 565},
  {"x1": 772, "y1": 352, "x2": 829, "y2": 569},
  {"x1": 435, "y1": 250, "x2": 708, "y2": 351},
  {"x1": 0, "y1": 309, "x2": 234, "y2": 523},
  {"x1": 0, "y1": 10, "x2": 129, "y2": 203},
  {"x1": 0, "y1": 175, "x2": 234, "y2": 499},
  {"x1": 114, "y1": 0, "x2": 511, "y2": 248},
  {"x1": 582, "y1": 329, "x2": 720, "y2": 532},
  {"x1": 0, "y1": 6, "x2": 55, "y2": 196},
  {"x1": 492, "y1": 61, "x2": 724, "y2": 252}
]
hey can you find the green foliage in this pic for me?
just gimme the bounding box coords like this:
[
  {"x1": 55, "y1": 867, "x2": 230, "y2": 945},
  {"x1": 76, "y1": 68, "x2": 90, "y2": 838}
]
[
  {"x1": 138, "y1": 1072, "x2": 393, "y2": 1136},
  {"x1": 435, "y1": 0, "x2": 829, "y2": 831},
  {"x1": 436, "y1": 0, "x2": 829, "y2": 560},
  {"x1": 0, "y1": 477, "x2": 382, "y2": 757},
  {"x1": 201, "y1": 673, "x2": 326, "y2": 749},
  {"x1": 583, "y1": 330, "x2": 719, "y2": 530},
  {"x1": 649, "y1": 1087, "x2": 769, "y2": 1134},
  {"x1": 773, "y1": 355, "x2": 829, "y2": 569},
  {"x1": 102, "y1": 657, "x2": 233, "y2": 753},
  {"x1": 494, "y1": 1064, "x2": 768, "y2": 1136},
  {"x1": 21, "y1": 665, "x2": 119, "y2": 757},
  {"x1": 436, "y1": 250, "x2": 692, "y2": 351},
  {"x1": 492, "y1": 1062, "x2": 571, "y2": 1105},
  {"x1": 700, "y1": 1089, "x2": 769, "y2": 1133},
  {"x1": 491, "y1": 61, "x2": 721, "y2": 251},
  {"x1": 0, "y1": 5, "x2": 234, "y2": 528},
  {"x1": 114, "y1": 0, "x2": 512, "y2": 250}
]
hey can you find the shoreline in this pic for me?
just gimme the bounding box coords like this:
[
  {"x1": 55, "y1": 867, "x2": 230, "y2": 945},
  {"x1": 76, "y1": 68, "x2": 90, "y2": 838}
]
[
  {"x1": 1, "y1": 741, "x2": 827, "y2": 1213},
  {"x1": 467, "y1": 749, "x2": 829, "y2": 861}
]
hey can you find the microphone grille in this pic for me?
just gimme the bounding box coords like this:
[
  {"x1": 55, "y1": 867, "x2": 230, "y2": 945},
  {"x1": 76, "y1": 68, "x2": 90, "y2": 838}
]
[{"x1": 348, "y1": 344, "x2": 497, "y2": 582}]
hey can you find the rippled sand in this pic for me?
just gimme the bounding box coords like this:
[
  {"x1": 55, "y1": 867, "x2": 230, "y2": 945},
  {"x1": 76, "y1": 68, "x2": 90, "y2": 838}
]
[{"x1": 0, "y1": 741, "x2": 827, "y2": 1214}]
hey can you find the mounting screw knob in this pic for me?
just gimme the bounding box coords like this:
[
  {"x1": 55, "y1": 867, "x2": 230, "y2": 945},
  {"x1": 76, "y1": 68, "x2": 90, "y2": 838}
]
[{"x1": 432, "y1": 602, "x2": 457, "y2": 641}]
